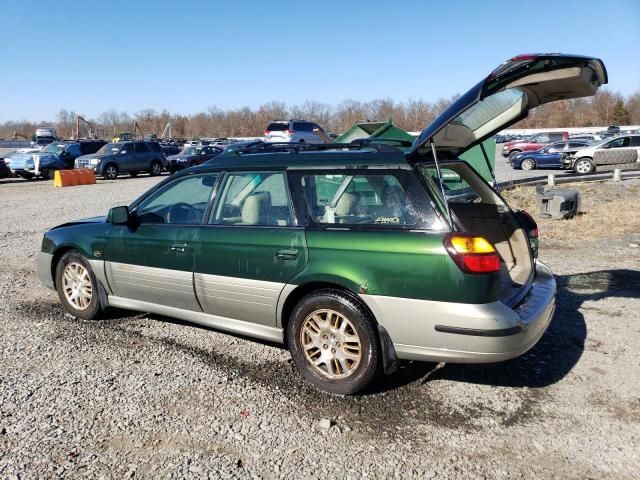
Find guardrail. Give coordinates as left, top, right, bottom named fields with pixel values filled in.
left=497, top=169, right=640, bottom=190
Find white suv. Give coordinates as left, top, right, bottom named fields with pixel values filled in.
left=572, top=134, right=640, bottom=174
left=263, top=120, right=326, bottom=144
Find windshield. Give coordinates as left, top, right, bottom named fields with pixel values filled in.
left=97, top=143, right=122, bottom=155
left=45, top=143, right=65, bottom=154
left=179, top=147, right=198, bottom=155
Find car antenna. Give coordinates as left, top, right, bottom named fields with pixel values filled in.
left=430, top=140, right=454, bottom=228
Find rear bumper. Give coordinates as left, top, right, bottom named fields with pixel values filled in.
left=360, top=261, right=556, bottom=363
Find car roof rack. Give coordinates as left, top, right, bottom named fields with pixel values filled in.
left=232, top=141, right=403, bottom=155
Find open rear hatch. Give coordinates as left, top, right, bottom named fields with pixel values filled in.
left=410, top=53, right=607, bottom=304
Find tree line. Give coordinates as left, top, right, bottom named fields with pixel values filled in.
left=1, top=89, right=638, bottom=141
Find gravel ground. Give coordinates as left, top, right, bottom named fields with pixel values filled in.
left=1, top=174, right=639, bottom=479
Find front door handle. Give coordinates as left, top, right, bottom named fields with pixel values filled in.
left=169, top=243, right=187, bottom=253
left=275, top=249, right=299, bottom=260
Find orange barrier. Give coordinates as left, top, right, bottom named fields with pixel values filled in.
left=53, top=169, right=96, bottom=187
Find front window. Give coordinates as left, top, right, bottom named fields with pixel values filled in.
left=45, top=143, right=65, bottom=154
left=180, top=146, right=198, bottom=155
left=135, top=174, right=219, bottom=224
left=97, top=143, right=122, bottom=155
left=211, top=172, right=293, bottom=226
left=295, top=170, right=442, bottom=229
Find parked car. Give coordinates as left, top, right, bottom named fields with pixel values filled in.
left=8, top=140, right=106, bottom=180
left=571, top=134, right=640, bottom=174
left=161, top=145, right=181, bottom=158
left=74, top=141, right=165, bottom=179
left=37, top=53, right=606, bottom=394
left=502, top=131, right=570, bottom=161
left=510, top=140, right=592, bottom=170
left=0, top=158, right=10, bottom=178
left=264, top=120, right=326, bottom=144
left=165, top=145, right=222, bottom=173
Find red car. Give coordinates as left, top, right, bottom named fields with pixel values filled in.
left=502, top=131, right=569, bottom=160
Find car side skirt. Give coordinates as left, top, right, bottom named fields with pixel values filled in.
left=107, top=295, right=284, bottom=344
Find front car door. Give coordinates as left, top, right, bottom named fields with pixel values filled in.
left=594, top=136, right=637, bottom=166
left=538, top=142, right=567, bottom=168
left=193, top=170, right=307, bottom=326
left=105, top=173, right=219, bottom=310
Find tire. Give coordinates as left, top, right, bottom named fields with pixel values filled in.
left=574, top=157, right=595, bottom=174
left=55, top=250, right=102, bottom=320
left=103, top=163, right=119, bottom=180
left=521, top=159, right=535, bottom=171
left=508, top=150, right=522, bottom=162
left=149, top=161, right=163, bottom=176
left=42, top=168, right=56, bottom=180
left=286, top=289, right=381, bottom=395
left=129, top=171, right=139, bottom=177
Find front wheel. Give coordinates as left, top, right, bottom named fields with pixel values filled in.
left=149, top=161, right=163, bottom=176
left=508, top=150, right=522, bottom=162
left=287, top=290, right=381, bottom=395
left=55, top=250, right=103, bottom=320
left=103, top=163, right=119, bottom=180
left=521, top=159, right=535, bottom=171
left=129, top=171, right=139, bottom=177
left=574, top=157, right=595, bottom=174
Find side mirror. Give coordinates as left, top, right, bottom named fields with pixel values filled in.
left=108, top=206, right=130, bottom=225
left=120, top=150, right=127, bottom=154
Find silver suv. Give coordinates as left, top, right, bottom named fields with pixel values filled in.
left=571, top=134, right=640, bottom=174
left=263, top=120, right=326, bottom=144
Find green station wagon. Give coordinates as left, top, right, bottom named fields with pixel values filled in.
left=38, top=54, right=607, bottom=394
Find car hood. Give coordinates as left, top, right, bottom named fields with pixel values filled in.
left=51, top=216, right=106, bottom=230
left=409, top=54, right=607, bottom=159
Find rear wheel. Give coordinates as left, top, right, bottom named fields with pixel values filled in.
left=129, top=171, right=139, bottom=177
left=521, top=159, right=535, bottom=171
left=574, top=157, right=594, bottom=174
left=149, top=161, right=163, bottom=176
left=287, top=290, right=381, bottom=395
left=55, top=250, right=102, bottom=320
left=103, top=163, right=118, bottom=180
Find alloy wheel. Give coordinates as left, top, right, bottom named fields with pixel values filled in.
left=62, top=262, right=93, bottom=310
left=105, top=166, right=117, bottom=179
left=300, top=309, right=362, bottom=379
left=575, top=160, right=592, bottom=174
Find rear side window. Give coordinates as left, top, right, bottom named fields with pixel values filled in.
left=295, top=170, right=440, bottom=229
left=211, top=172, right=293, bottom=226
left=266, top=123, right=288, bottom=131
left=547, top=143, right=566, bottom=153
left=569, top=142, right=588, bottom=149
left=631, top=137, right=640, bottom=147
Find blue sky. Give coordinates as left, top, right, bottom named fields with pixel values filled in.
left=0, top=0, right=638, bottom=122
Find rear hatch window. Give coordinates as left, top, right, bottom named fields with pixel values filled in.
left=266, top=123, right=288, bottom=132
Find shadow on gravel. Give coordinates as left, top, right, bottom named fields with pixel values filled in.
left=427, top=269, right=640, bottom=389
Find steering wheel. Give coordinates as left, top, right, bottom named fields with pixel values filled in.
left=166, top=202, right=193, bottom=224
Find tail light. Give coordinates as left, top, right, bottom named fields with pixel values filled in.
left=284, top=129, right=295, bottom=135
left=264, top=130, right=270, bottom=135
left=444, top=234, right=501, bottom=274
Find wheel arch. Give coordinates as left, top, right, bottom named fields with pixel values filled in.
left=50, top=245, right=91, bottom=287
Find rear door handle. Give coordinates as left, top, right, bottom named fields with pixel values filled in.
left=275, top=249, right=299, bottom=260
left=169, top=243, right=187, bottom=253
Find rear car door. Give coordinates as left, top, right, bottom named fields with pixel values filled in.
left=133, top=142, right=150, bottom=170
left=104, top=173, right=219, bottom=310
left=193, top=170, right=307, bottom=326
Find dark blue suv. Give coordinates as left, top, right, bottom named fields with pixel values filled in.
left=75, top=141, right=165, bottom=179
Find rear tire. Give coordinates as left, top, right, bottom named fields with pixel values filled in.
left=103, top=163, right=119, bottom=180
left=55, top=250, right=102, bottom=320
left=129, top=171, right=139, bottom=177
left=42, top=168, right=56, bottom=180
left=574, top=157, right=594, bottom=174
left=149, top=161, right=163, bottom=176
left=521, top=159, right=535, bottom=171
left=287, top=290, right=381, bottom=395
